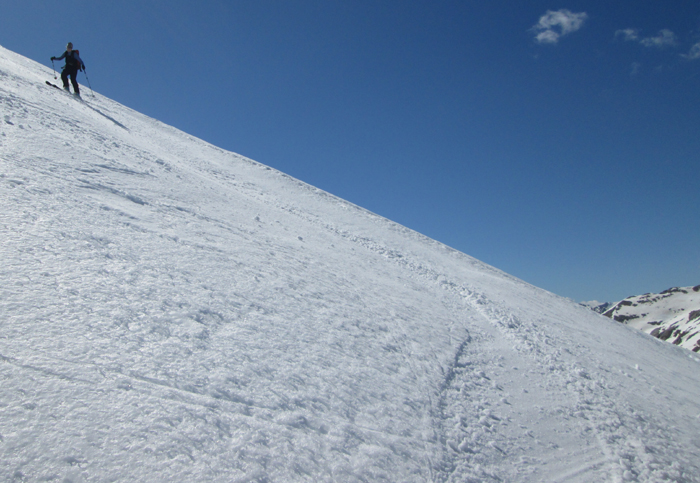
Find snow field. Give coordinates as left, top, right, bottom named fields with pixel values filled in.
left=2, top=45, right=700, bottom=482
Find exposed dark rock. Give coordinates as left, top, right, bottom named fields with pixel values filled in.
left=637, top=296, right=658, bottom=304
left=672, top=330, right=692, bottom=346
left=689, top=310, right=700, bottom=322
left=657, top=326, right=677, bottom=341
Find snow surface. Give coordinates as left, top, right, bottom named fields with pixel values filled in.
left=2, top=44, right=700, bottom=482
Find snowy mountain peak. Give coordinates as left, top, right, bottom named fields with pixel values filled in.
left=603, top=285, right=700, bottom=352
left=3, top=44, right=700, bottom=482
left=579, top=300, right=613, bottom=314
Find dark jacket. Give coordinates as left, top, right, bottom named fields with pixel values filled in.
left=54, top=50, right=85, bottom=71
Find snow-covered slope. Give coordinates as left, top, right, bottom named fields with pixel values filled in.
left=602, top=286, right=700, bottom=353
left=3, top=45, right=700, bottom=482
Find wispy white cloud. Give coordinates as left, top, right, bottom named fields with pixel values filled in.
left=535, top=29, right=561, bottom=45
left=639, top=29, right=678, bottom=48
left=532, top=10, right=588, bottom=45
left=683, top=42, right=700, bottom=60
left=615, top=29, right=639, bottom=42
left=617, top=28, right=678, bottom=49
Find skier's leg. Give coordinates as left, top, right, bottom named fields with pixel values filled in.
left=70, top=71, right=80, bottom=95
left=61, top=69, right=70, bottom=90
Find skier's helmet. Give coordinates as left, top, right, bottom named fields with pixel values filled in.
left=66, top=42, right=73, bottom=50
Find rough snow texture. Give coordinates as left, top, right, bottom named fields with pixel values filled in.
left=603, top=286, right=700, bottom=353
left=2, top=45, right=700, bottom=482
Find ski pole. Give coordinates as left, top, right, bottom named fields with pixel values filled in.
left=52, top=59, right=57, bottom=79
left=83, top=68, right=95, bottom=98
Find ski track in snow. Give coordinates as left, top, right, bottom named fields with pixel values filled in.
left=273, top=186, right=700, bottom=482
left=2, top=45, right=700, bottom=482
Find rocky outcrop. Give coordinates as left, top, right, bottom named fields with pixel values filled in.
left=601, top=286, right=700, bottom=352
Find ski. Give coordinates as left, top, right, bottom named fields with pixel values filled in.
left=46, top=81, right=83, bottom=99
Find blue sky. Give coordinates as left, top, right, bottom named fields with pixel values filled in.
left=2, top=1, right=699, bottom=302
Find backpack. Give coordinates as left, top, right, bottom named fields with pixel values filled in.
left=66, top=50, right=81, bottom=69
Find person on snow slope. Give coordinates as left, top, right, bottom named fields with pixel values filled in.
left=51, top=42, right=85, bottom=97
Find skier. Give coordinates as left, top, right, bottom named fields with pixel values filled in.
left=51, top=42, right=85, bottom=97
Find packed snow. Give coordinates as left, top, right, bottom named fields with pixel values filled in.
left=2, top=45, right=700, bottom=482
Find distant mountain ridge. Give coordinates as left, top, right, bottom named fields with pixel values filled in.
left=579, top=300, right=612, bottom=314
left=589, top=286, right=700, bottom=352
